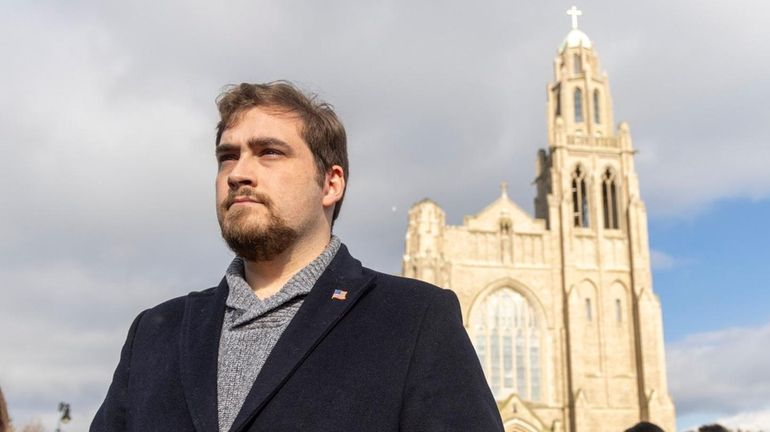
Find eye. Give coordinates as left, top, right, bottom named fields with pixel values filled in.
left=217, top=154, right=238, bottom=164
left=260, top=148, right=284, bottom=157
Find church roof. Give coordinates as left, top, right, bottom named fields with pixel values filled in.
left=462, top=183, right=544, bottom=232
left=414, top=197, right=439, bottom=207
left=559, top=28, right=592, bottom=52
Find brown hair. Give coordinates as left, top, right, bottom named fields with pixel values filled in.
left=0, top=385, right=10, bottom=432
left=215, top=81, right=349, bottom=222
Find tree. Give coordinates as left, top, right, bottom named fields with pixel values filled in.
left=698, top=425, right=729, bottom=432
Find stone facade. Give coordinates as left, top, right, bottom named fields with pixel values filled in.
left=402, top=16, right=676, bottom=432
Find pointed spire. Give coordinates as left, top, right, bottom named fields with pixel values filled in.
left=500, top=181, right=509, bottom=199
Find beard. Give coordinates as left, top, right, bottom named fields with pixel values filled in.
left=217, top=189, right=299, bottom=262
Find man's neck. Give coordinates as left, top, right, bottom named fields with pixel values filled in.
left=242, top=230, right=332, bottom=300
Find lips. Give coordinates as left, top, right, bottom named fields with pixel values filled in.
left=233, top=196, right=259, bottom=203
left=230, top=197, right=262, bottom=207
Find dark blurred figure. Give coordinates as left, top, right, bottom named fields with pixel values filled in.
left=698, top=425, right=729, bottom=432
left=625, top=421, right=665, bottom=432
left=0, top=385, right=10, bottom=432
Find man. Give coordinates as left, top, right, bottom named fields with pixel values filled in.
left=91, top=81, right=503, bottom=432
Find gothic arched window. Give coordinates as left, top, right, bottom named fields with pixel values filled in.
left=573, top=87, right=583, bottom=123
left=574, top=88, right=584, bottom=123
left=602, top=168, right=620, bottom=229
left=593, top=89, right=601, bottom=124
left=585, top=298, right=593, bottom=321
left=572, top=165, right=590, bottom=228
left=500, top=217, right=512, bottom=234
left=573, top=53, right=582, bottom=74
left=471, top=288, right=541, bottom=401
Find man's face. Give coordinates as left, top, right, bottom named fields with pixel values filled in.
left=215, top=107, right=328, bottom=261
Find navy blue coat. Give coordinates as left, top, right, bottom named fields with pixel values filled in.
left=91, top=246, right=503, bottom=432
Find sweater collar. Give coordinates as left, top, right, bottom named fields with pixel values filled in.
left=224, top=236, right=341, bottom=327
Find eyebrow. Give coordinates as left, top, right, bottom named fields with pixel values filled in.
left=215, top=143, right=240, bottom=158
left=215, top=138, right=292, bottom=157
left=247, top=137, right=291, bottom=151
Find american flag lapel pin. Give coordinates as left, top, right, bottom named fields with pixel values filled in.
left=331, top=289, right=348, bottom=301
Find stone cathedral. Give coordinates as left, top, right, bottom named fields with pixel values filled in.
left=402, top=9, right=676, bottom=432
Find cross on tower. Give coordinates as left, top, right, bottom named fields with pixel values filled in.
left=567, top=6, right=582, bottom=30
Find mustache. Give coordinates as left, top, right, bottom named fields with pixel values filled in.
left=222, top=188, right=273, bottom=209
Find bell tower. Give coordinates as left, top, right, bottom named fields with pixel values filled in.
left=535, top=7, right=676, bottom=431
left=548, top=6, right=615, bottom=141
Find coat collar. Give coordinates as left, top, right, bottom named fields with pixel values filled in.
left=228, top=244, right=375, bottom=432
left=180, top=277, right=229, bottom=432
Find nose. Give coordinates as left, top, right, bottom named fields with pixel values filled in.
left=227, top=157, right=257, bottom=190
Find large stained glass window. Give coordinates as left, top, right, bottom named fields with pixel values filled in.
left=471, top=288, right=541, bottom=401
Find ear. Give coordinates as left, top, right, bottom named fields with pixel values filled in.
left=321, top=165, right=345, bottom=209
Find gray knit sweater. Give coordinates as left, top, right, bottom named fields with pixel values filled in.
left=217, top=236, right=341, bottom=432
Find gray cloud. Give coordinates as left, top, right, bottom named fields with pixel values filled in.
left=668, top=322, right=770, bottom=418
left=718, top=408, right=770, bottom=431
left=1, top=0, right=769, bottom=427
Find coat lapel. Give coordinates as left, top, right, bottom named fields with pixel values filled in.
left=228, top=245, right=375, bottom=432
left=180, top=278, right=229, bottom=432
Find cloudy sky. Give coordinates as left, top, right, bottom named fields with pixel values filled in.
left=1, top=1, right=768, bottom=430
